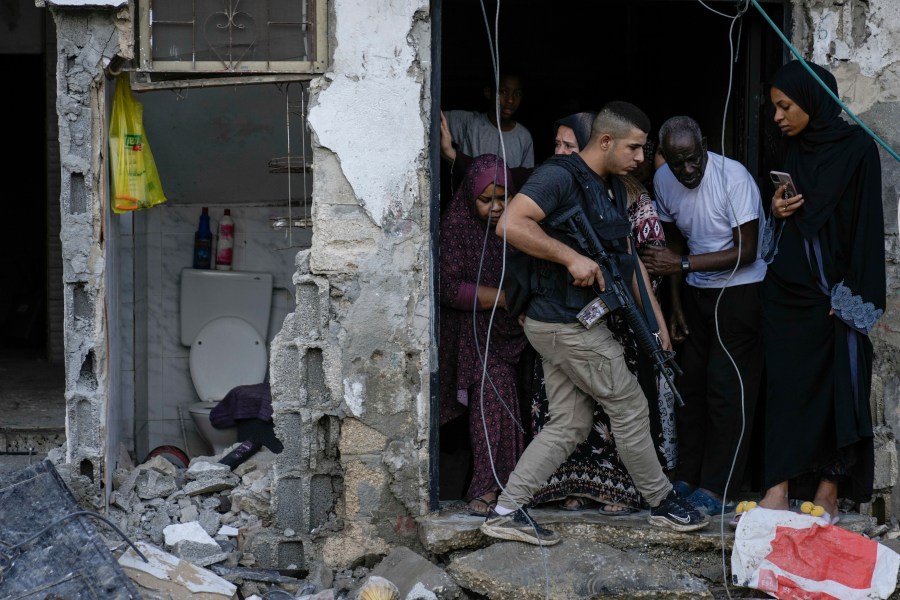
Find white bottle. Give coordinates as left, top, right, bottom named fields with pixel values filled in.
left=216, top=209, right=234, bottom=270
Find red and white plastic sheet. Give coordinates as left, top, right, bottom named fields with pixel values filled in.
left=732, top=507, right=900, bottom=599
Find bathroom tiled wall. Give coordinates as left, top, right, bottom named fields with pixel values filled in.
left=131, top=203, right=307, bottom=460
left=110, top=210, right=134, bottom=472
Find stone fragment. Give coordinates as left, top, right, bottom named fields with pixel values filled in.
left=369, top=547, right=459, bottom=600
left=118, top=540, right=237, bottom=598
left=448, top=538, right=711, bottom=599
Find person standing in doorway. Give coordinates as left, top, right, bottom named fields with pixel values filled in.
left=529, top=111, right=675, bottom=516
left=481, top=102, right=709, bottom=546
left=756, top=60, right=885, bottom=525
left=439, top=154, right=528, bottom=518
left=641, top=115, right=766, bottom=517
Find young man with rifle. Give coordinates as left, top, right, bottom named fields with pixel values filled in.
left=482, top=102, right=709, bottom=546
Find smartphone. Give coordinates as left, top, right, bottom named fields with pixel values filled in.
left=769, top=171, right=798, bottom=198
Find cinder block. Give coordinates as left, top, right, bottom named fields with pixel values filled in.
left=274, top=475, right=310, bottom=532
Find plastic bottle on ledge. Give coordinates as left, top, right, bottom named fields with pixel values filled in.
left=216, top=209, right=234, bottom=271
left=192, top=207, right=212, bottom=269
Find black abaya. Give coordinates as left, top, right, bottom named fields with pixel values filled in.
left=762, top=61, right=885, bottom=502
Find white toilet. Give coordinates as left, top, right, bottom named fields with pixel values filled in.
left=180, top=268, right=273, bottom=455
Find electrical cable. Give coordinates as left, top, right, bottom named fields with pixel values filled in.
left=748, top=0, right=900, bottom=245
left=0, top=510, right=149, bottom=583
left=465, top=1, right=553, bottom=596
left=749, top=0, right=900, bottom=164
left=690, top=2, right=751, bottom=597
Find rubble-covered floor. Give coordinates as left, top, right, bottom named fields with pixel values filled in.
left=16, top=442, right=897, bottom=600
left=0, top=348, right=64, bottom=472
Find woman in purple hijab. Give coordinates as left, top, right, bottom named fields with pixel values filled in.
left=439, top=153, right=528, bottom=516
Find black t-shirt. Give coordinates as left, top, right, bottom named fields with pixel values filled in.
left=519, top=159, right=601, bottom=218
left=517, top=156, right=626, bottom=323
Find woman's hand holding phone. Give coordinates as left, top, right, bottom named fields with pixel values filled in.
left=769, top=171, right=804, bottom=219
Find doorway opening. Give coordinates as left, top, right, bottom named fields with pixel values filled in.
left=434, top=0, right=790, bottom=507
left=0, top=51, right=66, bottom=472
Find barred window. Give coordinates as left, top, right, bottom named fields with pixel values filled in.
left=138, top=0, right=327, bottom=74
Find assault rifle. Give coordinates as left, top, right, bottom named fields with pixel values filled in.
left=550, top=205, right=684, bottom=407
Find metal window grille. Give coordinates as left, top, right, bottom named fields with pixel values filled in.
left=138, top=0, right=327, bottom=74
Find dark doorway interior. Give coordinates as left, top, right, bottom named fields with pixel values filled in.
left=441, top=0, right=788, bottom=171
left=1, top=53, right=48, bottom=356
left=0, top=51, right=65, bottom=471
left=436, top=0, right=790, bottom=504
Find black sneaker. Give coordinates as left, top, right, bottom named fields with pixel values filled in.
left=480, top=507, right=561, bottom=546
left=649, top=489, right=710, bottom=532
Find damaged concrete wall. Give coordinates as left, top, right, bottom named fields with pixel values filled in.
left=267, top=0, right=433, bottom=572
left=792, top=0, right=900, bottom=516
left=45, top=1, right=130, bottom=496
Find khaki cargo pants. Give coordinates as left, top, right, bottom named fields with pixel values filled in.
left=497, top=317, right=672, bottom=510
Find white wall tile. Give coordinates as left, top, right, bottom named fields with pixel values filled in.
left=163, top=357, right=196, bottom=422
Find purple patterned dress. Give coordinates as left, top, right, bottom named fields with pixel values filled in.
left=439, top=154, right=528, bottom=502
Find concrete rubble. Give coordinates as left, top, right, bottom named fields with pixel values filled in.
left=35, top=444, right=900, bottom=599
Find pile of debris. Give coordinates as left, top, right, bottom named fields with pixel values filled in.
left=97, top=447, right=459, bottom=599
left=11, top=449, right=899, bottom=599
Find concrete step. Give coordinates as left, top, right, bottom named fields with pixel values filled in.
left=419, top=502, right=880, bottom=599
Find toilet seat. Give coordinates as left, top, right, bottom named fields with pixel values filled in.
left=189, top=316, right=267, bottom=402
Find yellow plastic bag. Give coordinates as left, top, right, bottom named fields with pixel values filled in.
left=109, top=74, right=167, bottom=213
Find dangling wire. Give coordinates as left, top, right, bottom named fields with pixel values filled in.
left=270, top=81, right=311, bottom=247
left=286, top=83, right=294, bottom=248
left=693, top=1, right=751, bottom=597
left=468, top=1, right=553, bottom=597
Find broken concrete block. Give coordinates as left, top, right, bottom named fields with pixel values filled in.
left=143, top=455, right=180, bottom=477
left=136, top=469, right=178, bottom=499
left=119, top=540, right=237, bottom=598
left=181, top=504, right=200, bottom=523
left=188, top=461, right=232, bottom=480
left=218, top=524, right=240, bottom=537
left=448, top=538, right=711, bottom=599
left=173, top=539, right=228, bottom=564
left=405, top=582, right=438, bottom=600
left=184, top=476, right=239, bottom=496
left=164, top=521, right=219, bottom=549
left=199, top=508, right=223, bottom=536
left=369, top=547, right=459, bottom=600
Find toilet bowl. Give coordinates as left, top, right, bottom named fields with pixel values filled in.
left=188, top=402, right=238, bottom=454
left=186, top=316, right=266, bottom=454
left=180, top=269, right=273, bottom=457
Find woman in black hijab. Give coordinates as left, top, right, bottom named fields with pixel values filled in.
left=757, top=60, right=885, bottom=525
left=552, top=112, right=595, bottom=155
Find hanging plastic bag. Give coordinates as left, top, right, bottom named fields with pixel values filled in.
left=108, top=74, right=167, bottom=213
left=732, top=506, right=900, bottom=599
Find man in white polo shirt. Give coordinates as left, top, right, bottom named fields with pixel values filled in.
left=641, top=115, right=766, bottom=517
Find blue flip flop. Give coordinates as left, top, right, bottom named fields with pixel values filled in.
left=686, top=488, right=737, bottom=515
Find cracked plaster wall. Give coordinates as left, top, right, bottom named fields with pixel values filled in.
left=268, top=0, right=433, bottom=571
left=793, top=0, right=900, bottom=515
left=48, top=3, right=127, bottom=499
